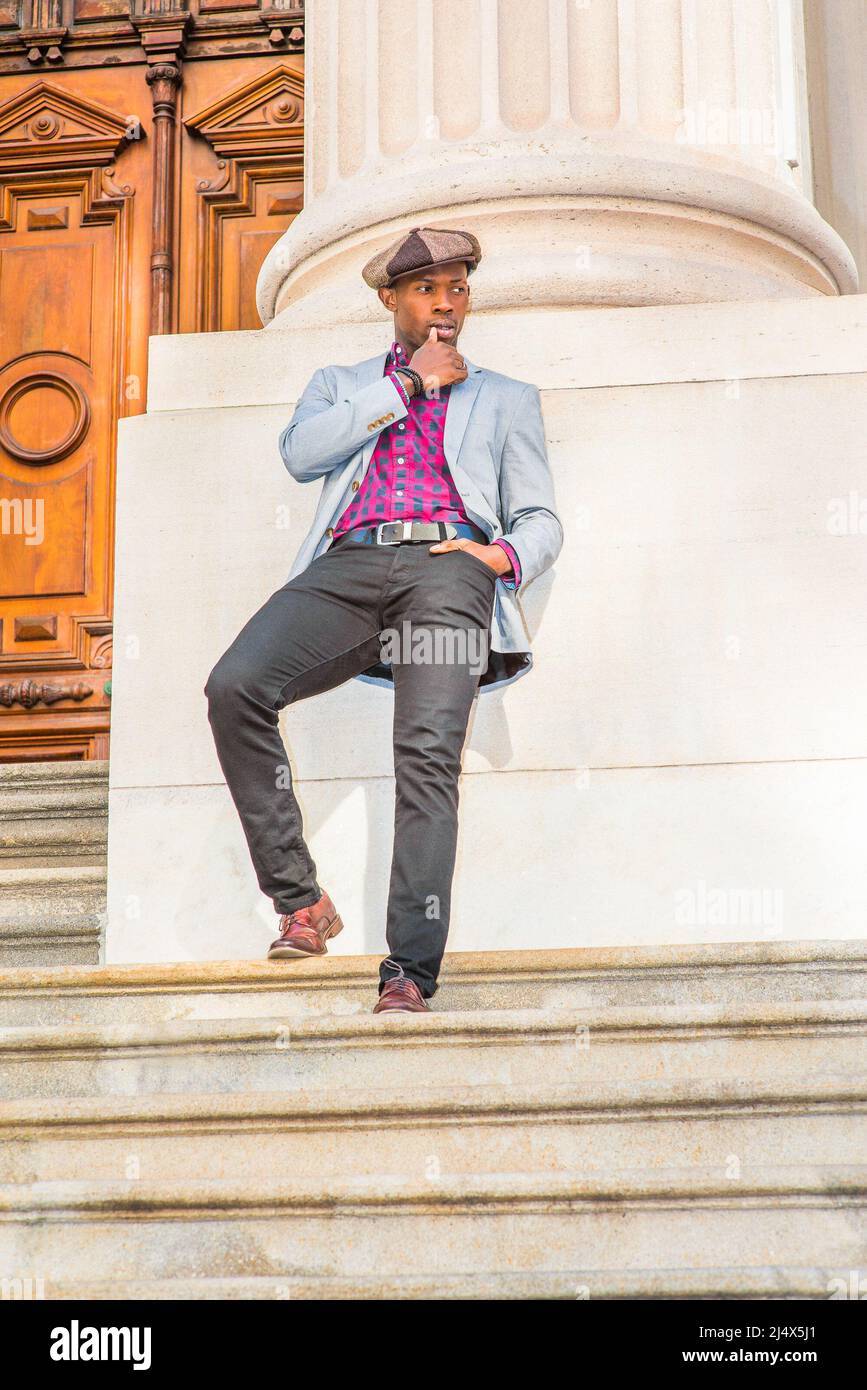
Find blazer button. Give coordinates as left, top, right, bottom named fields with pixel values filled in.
left=351, top=481, right=360, bottom=491
left=326, top=527, right=333, bottom=537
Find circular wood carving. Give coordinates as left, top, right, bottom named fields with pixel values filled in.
left=0, top=372, right=91, bottom=465
left=30, top=111, right=61, bottom=139
left=267, top=96, right=302, bottom=124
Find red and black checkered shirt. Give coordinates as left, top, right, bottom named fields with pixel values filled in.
left=331, top=340, right=521, bottom=589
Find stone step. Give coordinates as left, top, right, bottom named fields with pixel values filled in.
left=0, top=761, right=107, bottom=969
left=0, top=761, right=108, bottom=866
left=0, top=866, right=104, bottom=969
left=1, top=939, right=864, bottom=1028
left=21, top=1267, right=855, bottom=1301
left=3, top=1168, right=865, bottom=1284
left=1, top=998, right=866, bottom=1101
left=1, top=1075, right=863, bottom=1186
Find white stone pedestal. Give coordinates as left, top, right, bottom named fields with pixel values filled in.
left=106, top=294, right=867, bottom=963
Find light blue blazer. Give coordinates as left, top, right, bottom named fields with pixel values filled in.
left=279, top=349, right=564, bottom=694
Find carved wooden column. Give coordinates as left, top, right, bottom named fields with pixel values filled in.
left=134, top=9, right=191, bottom=336
left=145, top=60, right=181, bottom=336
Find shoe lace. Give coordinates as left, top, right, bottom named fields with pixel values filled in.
left=279, top=904, right=314, bottom=934
left=381, top=960, right=422, bottom=998
left=386, top=977, right=418, bottom=996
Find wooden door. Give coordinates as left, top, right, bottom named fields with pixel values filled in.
left=0, top=81, right=136, bottom=760
left=0, top=3, right=305, bottom=760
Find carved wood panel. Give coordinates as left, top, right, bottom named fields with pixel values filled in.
left=180, top=61, right=304, bottom=332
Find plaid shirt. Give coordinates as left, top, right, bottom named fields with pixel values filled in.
left=331, top=339, right=521, bottom=589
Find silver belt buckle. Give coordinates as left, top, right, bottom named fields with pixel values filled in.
left=376, top=520, right=413, bottom=545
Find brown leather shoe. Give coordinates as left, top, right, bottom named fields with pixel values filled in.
left=373, top=974, right=431, bottom=1013
left=267, top=889, right=343, bottom=960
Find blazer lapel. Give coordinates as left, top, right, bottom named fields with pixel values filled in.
left=354, top=350, right=484, bottom=472
left=442, top=357, right=483, bottom=468
left=355, top=351, right=391, bottom=474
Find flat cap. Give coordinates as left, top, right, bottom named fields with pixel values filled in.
left=362, top=225, right=482, bottom=290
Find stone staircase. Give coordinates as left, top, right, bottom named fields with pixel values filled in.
left=1, top=940, right=865, bottom=1299
left=0, top=762, right=108, bottom=969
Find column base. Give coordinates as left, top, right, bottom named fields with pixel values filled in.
left=258, top=140, right=859, bottom=327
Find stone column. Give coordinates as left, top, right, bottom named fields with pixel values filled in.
left=256, top=0, right=858, bottom=328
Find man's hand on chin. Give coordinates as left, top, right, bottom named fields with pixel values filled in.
left=428, top=539, right=510, bottom=578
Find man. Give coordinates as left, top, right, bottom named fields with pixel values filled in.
left=205, top=225, right=563, bottom=1013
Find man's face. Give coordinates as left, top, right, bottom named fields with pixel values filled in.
left=378, top=260, right=470, bottom=353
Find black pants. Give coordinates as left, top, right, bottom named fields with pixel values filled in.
left=203, top=529, right=497, bottom=998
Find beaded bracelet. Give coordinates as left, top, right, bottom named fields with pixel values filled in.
left=396, top=366, right=425, bottom=398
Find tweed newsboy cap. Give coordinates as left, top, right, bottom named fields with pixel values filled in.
left=362, top=225, right=482, bottom=290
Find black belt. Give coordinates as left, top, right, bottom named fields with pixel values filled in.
left=329, top=519, right=488, bottom=548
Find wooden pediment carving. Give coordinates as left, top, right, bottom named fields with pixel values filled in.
left=0, top=80, right=137, bottom=170
left=184, top=64, right=304, bottom=160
